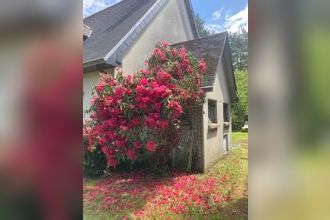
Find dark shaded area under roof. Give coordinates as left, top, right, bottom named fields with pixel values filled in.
left=83, top=0, right=158, bottom=64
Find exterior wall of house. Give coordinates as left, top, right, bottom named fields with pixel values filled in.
left=83, top=67, right=113, bottom=117
left=83, top=71, right=100, bottom=116
left=122, top=0, right=195, bottom=74
left=202, top=60, right=232, bottom=171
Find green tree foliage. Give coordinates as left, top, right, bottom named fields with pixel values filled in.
left=194, top=13, right=214, bottom=37
left=229, top=29, right=248, bottom=71
left=232, top=70, right=248, bottom=130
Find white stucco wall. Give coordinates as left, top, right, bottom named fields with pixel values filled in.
left=202, top=60, right=232, bottom=171
left=122, top=0, right=194, bottom=73
left=83, top=71, right=100, bottom=115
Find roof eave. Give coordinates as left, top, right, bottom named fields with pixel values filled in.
left=184, top=0, right=199, bottom=38
left=83, top=58, right=106, bottom=68
left=221, top=32, right=238, bottom=103
left=104, top=0, right=168, bottom=62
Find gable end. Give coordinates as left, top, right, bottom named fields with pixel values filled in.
left=104, top=0, right=168, bottom=66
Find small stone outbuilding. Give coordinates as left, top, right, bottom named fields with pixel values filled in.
left=171, top=33, right=237, bottom=172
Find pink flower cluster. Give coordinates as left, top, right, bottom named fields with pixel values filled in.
left=84, top=42, right=205, bottom=167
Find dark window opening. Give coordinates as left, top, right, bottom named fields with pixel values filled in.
left=208, top=100, right=217, bottom=123
left=223, top=103, right=230, bottom=122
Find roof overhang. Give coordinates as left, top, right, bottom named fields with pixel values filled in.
left=184, top=0, right=199, bottom=38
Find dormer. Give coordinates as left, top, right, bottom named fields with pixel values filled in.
left=83, top=24, right=93, bottom=40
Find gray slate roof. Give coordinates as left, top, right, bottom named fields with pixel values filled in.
left=172, top=32, right=237, bottom=101
left=83, top=0, right=199, bottom=67
left=83, top=0, right=157, bottom=64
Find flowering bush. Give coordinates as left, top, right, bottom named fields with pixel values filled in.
left=84, top=42, right=206, bottom=167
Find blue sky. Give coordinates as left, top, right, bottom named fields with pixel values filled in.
left=83, top=0, right=248, bottom=33
left=191, top=0, right=248, bottom=33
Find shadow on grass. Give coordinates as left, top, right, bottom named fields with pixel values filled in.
left=220, top=195, right=248, bottom=219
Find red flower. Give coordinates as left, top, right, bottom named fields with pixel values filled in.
left=199, top=58, right=207, bottom=73
left=154, top=102, right=162, bottom=111
left=114, top=86, right=126, bottom=97
left=127, top=149, right=137, bottom=160
left=178, top=47, right=187, bottom=60
left=139, top=78, right=148, bottom=86
left=114, top=140, right=126, bottom=148
left=168, top=100, right=183, bottom=116
left=141, top=69, right=151, bottom=76
left=161, top=41, right=170, bottom=47
left=141, top=97, right=150, bottom=103
left=101, top=146, right=108, bottom=155
left=156, top=70, right=172, bottom=82
left=136, top=85, right=148, bottom=95
left=95, top=83, right=104, bottom=92
left=144, top=116, right=156, bottom=127
left=153, top=48, right=166, bottom=61
left=131, top=118, right=140, bottom=126
left=99, top=137, right=107, bottom=145
left=120, top=125, right=129, bottom=131
left=158, top=120, right=169, bottom=129
left=146, top=141, right=156, bottom=152
left=133, top=141, right=142, bottom=149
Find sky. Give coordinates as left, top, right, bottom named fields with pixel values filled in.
left=83, top=0, right=248, bottom=33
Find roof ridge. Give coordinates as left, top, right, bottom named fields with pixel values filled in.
left=83, top=0, right=133, bottom=20
left=171, top=31, right=228, bottom=47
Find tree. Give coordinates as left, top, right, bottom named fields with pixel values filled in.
left=231, top=69, right=248, bottom=130
left=229, top=29, right=248, bottom=71
left=194, top=13, right=214, bottom=37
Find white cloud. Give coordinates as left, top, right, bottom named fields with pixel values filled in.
left=83, top=0, right=122, bottom=17
left=224, top=4, right=248, bottom=33
left=83, top=0, right=94, bottom=9
left=205, top=24, right=223, bottom=33
left=212, top=11, right=221, bottom=20
left=212, top=8, right=223, bottom=21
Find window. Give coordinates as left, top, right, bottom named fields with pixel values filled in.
left=223, top=103, right=230, bottom=122
left=208, top=100, right=217, bottom=123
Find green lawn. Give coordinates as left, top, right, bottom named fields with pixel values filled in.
left=232, top=131, right=248, bottom=144
left=84, top=132, right=248, bottom=219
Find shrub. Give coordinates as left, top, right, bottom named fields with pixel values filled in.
left=84, top=42, right=205, bottom=168
left=83, top=135, right=107, bottom=178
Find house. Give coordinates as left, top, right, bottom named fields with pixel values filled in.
left=83, top=0, right=237, bottom=172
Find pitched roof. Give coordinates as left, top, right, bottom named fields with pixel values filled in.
left=83, top=0, right=199, bottom=68
left=172, top=32, right=237, bottom=102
